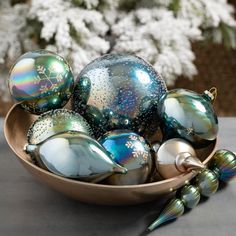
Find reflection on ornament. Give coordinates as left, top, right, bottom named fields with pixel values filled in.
left=147, top=199, right=184, bottom=231
left=99, top=130, right=153, bottom=185
left=24, top=131, right=127, bottom=183
left=27, top=109, right=92, bottom=145
left=158, top=88, right=218, bottom=147
left=72, top=54, right=167, bottom=138
left=9, top=50, right=74, bottom=114
left=210, top=149, right=236, bottom=182
left=155, top=138, right=205, bottom=179
left=194, top=169, right=219, bottom=197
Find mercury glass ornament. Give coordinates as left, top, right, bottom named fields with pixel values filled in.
left=179, top=185, right=200, bottom=209
left=99, top=130, right=153, bottom=185
left=158, top=88, right=218, bottom=147
left=147, top=199, right=184, bottom=232
left=155, top=138, right=205, bottom=179
left=210, top=149, right=236, bottom=182
left=24, top=131, right=127, bottom=183
left=9, top=50, right=74, bottom=114
left=27, top=109, right=92, bottom=145
left=194, top=169, right=219, bottom=197
left=72, top=54, right=167, bottom=138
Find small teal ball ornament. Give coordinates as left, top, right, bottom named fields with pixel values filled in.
left=158, top=88, right=218, bottom=147
left=179, top=185, right=200, bottom=209
left=99, top=130, right=153, bottom=185
left=210, top=149, right=236, bottom=182
left=9, top=50, right=74, bottom=114
left=27, top=109, right=93, bottom=145
left=194, top=169, right=219, bottom=197
left=72, top=54, right=167, bottom=138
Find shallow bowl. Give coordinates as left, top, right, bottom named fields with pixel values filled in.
left=4, top=105, right=217, bottom=205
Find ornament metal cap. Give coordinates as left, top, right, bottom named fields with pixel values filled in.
left=176, top=152, right=205, bottom=172
left=203, top=87, right=217, bottom=103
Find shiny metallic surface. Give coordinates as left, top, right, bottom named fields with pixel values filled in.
left=25, top=131, right=127, bottom=182
left=72, top=54, right=167, bottom=138
left=4, top=105, right=217, bottom=205
left=194, top=169, right=219, bottom=197
left=9, top=50, right=74, bottom=114
left=99, top=130, right=153, bottom=185
left=147, top=199, right=184, bottom=232
left=179, top=185, right=200, bottom=209
left=158, top=89, right=218, bottom=147
left=210, top=149, right=236, bottom=182
left=155, top=138, right=204, bottom=179
left=27, top=108, right=92, bottom=145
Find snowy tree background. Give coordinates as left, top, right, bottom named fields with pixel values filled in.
left=1, top=0, right=236, bottom=102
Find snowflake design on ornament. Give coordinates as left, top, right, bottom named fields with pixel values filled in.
left=125, top=134, right=150, bottom=162
left=33, top=64, right=65, bottom=94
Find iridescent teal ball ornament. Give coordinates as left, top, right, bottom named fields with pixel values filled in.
left=193, top=169, right=219, bottom=197
left=24, top=131, right=127, bottom=183
left=210, top=149, right=236, bottom=182
left=99, top=130, right=153, bottom=185
left=27, top=109, right=92, bottom=145
left=9, top=50, right=74, bottom=114
left=72, top=54, right=167, bottom=138
left=158, top=88, right=218, bottom=147
left=178, top=185, right=200, bottom=209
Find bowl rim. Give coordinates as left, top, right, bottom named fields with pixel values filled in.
left=4, top=104, right=217, bottom=190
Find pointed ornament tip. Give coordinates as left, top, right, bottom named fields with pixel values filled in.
left=146, top=199, right=184, bottom=232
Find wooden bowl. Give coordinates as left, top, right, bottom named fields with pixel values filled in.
left=4, top=105, right=217, bottom=205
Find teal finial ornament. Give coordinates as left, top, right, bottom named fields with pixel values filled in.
left=210, top=149, right=236, bottom=182
left=179, top=185, right=201, bottom=209
left=147, top=199, right=184, bottom=232
left=193, top=169, right=219, bottom=197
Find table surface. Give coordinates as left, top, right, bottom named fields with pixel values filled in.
left=0, top=118, right=235, bottom=236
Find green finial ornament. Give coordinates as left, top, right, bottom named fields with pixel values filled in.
left=210, top=149, right=236, bottom=182
left=193, top=169, right=219, bottom=197
left=147, top=199, right=184, bottom=232
left=179, top=185, right=201, bottom=209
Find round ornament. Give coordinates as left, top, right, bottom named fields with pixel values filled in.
left=155, top=138, right=205, bottom=179
left=179, top=185, right=200, bottom=209
left=72, top=54, right=167, bottom=138
left=27, top=109, right=93, bottom=145
left=9, top=50, right=74, bottom=114
left=194, top=169, right=219, bottom=197
left=210, top=149, right=236, bottom=182
left=158, top=88, right=218, bottom=147
left=24, top=131, right=127, bottom=183
left=99, top=130, right=153, bottom=185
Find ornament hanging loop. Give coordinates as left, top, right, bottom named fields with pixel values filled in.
left=203, top=87, right=217, bottom=103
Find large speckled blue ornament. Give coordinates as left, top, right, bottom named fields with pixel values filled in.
left=24, top=131, right=127, bottom=183
left=9, top=50, right=74, bottom=114
left=193, top=169, right=219, bottom=197
left=72, top=54, right=167, bottom=138
left=158, top=89, right=218, bottom=147
left=99, top=130, right=153, bottom=185
left=210, top=149, right=236, bottom=182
